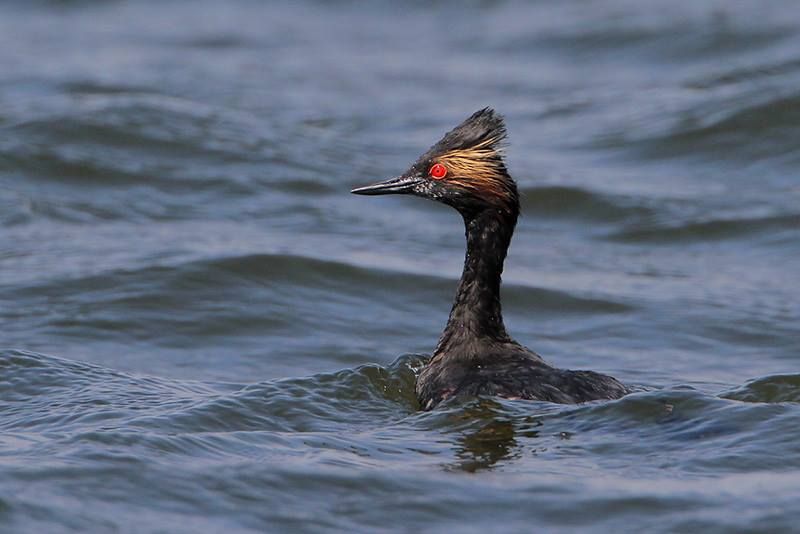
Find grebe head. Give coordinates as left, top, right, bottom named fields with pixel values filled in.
left=351, top=108, right=518, bottom=217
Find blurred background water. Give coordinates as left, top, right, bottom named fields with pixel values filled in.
left=1, top=0, right=799, bottom=532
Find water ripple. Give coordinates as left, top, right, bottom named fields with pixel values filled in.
left=2, top=0, right=799, bottom=530
left=610, top=212, right=800, bottom=243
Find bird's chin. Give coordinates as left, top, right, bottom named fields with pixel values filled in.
left=350, top=175, right=423, bottom=196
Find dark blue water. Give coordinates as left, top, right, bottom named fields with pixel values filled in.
left=1, top=1, right=799, bottom=532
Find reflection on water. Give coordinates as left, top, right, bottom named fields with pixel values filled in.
left=451, top=404, right=532, bottom=473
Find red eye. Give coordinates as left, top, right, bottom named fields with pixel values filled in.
left=429, top=163, right=447, bottom=179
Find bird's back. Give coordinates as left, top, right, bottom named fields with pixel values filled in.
left=417, top=346, right=628, bottom=409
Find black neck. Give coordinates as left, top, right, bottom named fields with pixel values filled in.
left=436, top=204, right=518, bottom=353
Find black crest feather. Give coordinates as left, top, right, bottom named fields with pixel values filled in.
left=435, top=107, right=507, bottom=153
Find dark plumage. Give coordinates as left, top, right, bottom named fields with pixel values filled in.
left=352, top=108, right=628, bottom=410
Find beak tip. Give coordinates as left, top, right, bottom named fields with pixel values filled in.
left=350, top=176, right=420, bottom=196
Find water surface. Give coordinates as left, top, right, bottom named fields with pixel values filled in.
left=1, top=1, right=799, bottom=532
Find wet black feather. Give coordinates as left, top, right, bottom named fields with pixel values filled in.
left=412, top=109, right=628, bottom=410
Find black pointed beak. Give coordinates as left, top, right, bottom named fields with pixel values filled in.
left=351, top=175, right=423, bottom=196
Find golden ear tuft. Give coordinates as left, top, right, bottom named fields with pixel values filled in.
left=437, top=138, right=515, bottom=212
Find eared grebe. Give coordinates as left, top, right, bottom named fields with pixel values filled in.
left=352, top=108, right=628, bottom=410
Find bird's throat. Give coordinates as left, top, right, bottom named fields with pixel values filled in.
left=436, top=207, right=518, bottom=353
